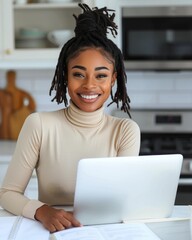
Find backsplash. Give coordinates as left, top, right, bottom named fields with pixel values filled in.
left=0, top=69, right=192, bottom=115
left=126, top=71, right=192, bottom=110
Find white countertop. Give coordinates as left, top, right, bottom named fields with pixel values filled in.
left=0, top=206, right=191, bottom=240
left=0, top=140, right=16, bottom=158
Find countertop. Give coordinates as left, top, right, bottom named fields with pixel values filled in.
left=0, top=206, right=191, bottom=240
left=0, top=140, right=16, bottom=163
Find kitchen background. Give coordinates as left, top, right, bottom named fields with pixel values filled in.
left=1, top=0, right=192, bottom=202
left=1, top=0, right=192, bottom=115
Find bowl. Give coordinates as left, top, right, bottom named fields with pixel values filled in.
left=18, top=28, right=46, bottom=39
left=47, top=30, right=74, bottom=47
left=47, top=0, right=74, bottom=3
left=14, top=0, right=28, bottom=4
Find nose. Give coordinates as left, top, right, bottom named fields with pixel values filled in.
left=82, top=76, right=96, bottom=89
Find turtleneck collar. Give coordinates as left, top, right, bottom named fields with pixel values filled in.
left=64, top=100, right=105, bottom=128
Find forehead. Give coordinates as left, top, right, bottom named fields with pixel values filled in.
left=68, top=48, right=114, bottom=68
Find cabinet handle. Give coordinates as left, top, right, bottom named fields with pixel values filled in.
left=5, top=49, right=12, bottom=55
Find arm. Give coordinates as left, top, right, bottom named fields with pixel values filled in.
left=0, top=112, right=82, bottom=232
left=0, top=113, right=44, bottom=218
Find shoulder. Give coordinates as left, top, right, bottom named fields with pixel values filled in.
left=105, top=114, right=140, bottom=143
left=23, top=109, right=65, bottom=129
left=105, top=114, right=140, bottom=132
left=27, top=109, right=64, bottom=121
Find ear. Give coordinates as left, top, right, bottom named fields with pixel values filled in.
left=111, top=72, right=117, bottom=87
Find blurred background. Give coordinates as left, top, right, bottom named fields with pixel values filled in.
left=1, top=0, right=192, bottom=203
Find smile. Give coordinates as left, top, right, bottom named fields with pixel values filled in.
left=80, top=94, right=99, bottom=100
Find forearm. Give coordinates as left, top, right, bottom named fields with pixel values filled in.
left=0, top=189, right=44, bottom=219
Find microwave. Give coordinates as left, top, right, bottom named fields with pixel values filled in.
left=122, top=6, right=192, bottom=70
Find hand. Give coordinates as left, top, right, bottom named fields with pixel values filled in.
left=35, top=204, right=82, bottom=232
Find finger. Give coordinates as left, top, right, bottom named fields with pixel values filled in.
left=71, top=217, right=82, bottom=227
left=52, top=221, right=66, bottom=231
left=62, top=212, right=82, bottom=227
left=49, top=224, right=57, bottom=233
left=59, top=215, right=73, bottom=228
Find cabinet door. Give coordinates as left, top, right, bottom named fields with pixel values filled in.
left=2, top=0, right=89, bottom=63
left=0, top=0, right=3, bottom=60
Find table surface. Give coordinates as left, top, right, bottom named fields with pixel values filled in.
left=147, top=206, right=191, bottom=240
left=0, top=206, right=191, bottom=240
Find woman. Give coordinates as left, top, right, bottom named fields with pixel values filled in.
left=0, top=4, right=140, bottom=232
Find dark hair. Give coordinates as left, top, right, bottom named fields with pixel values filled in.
left=49, top=3, right=131, bottom=116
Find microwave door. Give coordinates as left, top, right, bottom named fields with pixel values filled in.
left=122, top=10, right=192, bottom=70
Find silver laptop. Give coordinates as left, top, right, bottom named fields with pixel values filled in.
left=73, top=154, right=183, bottom=225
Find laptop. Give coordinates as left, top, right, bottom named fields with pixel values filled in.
left=73, top=154, right=183, bottom=225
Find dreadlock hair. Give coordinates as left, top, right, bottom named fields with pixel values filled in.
left=49, top=3, right=131, bottom=117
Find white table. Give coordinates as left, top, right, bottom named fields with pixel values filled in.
left=146, top=206, right=191, bottom=240
left=0, top=206, right=191, bottom=240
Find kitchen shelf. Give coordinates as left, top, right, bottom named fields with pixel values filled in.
left=0, top=0, right=103, bottom=69
left=14, top=2, right=81, bottom=9
left=0, top=60, right=57, bottom=69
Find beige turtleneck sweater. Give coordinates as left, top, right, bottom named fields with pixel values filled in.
left=0, top=102, right=140, bottom=220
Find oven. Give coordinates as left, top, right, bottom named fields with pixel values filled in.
left=112, top=109, right=192, bottom=205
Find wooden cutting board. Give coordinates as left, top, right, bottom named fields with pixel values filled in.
left=0, top=70, right=36, bottom=140
left=6, top=70, right=36, bottom=112
left=0, top=90, right=13, bottom=139
left=9, top=106, right=32, bottom=140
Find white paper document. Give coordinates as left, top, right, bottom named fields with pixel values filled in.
left=52, top=223, right=160, bottom=240
left=0, top=216, right=49, bottom=240
left=0, top=217, right=16, bottom=240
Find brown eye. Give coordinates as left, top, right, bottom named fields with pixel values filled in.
left=96, top=74, right=107, bottom=79
left=73, top=72, right=84, bottom=78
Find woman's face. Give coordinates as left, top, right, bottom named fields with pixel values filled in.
left=67, top=48, right=116, bottom=112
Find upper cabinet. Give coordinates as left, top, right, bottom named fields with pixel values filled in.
left=1, top=0, right=192, bottom=69
left=0, top=0, right=3, bottom=61
left=0, top=0, right=95, bottom=69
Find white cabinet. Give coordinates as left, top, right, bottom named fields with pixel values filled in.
left=2, top=0, right=192, bottom=69
left=0, top=0, right=3, bottom=61
left=0, top=0, right=95, bottom=69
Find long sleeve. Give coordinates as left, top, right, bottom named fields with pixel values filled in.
left=0, top=113, right=45, bottom=219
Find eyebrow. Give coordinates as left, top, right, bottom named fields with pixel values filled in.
left=72, top=65, right=109, bottom=71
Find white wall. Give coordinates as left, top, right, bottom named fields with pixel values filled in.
left=0, top=69, right=192, bottom=115
left=126, top=71, right=192, bottom=110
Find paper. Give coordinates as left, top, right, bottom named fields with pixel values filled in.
left=52, top=223, right=160, bottom=240
left=0, top=217, right=16, bottom=239
left=0, top=216, right=49, bottom=240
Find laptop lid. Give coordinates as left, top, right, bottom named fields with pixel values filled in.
left=73, top=154, right=183, bottom=225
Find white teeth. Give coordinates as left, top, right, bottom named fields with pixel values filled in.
left=81, top=94, right=98, bottom=99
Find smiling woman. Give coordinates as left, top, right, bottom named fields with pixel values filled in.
left=50, top=4, right=130, bottom=116
left=67, top=48, right=116, bottom=112
left=0, top=3, right=140, bottom=233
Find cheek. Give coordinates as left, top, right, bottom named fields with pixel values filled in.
left=101, top=82, right=113, bottom=96
left=67, top=80, right=78, bottom=91
left=67, top=82, right=76, bottom=98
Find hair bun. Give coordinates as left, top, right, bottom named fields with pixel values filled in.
left=74, top=3, right=118, bottom=38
